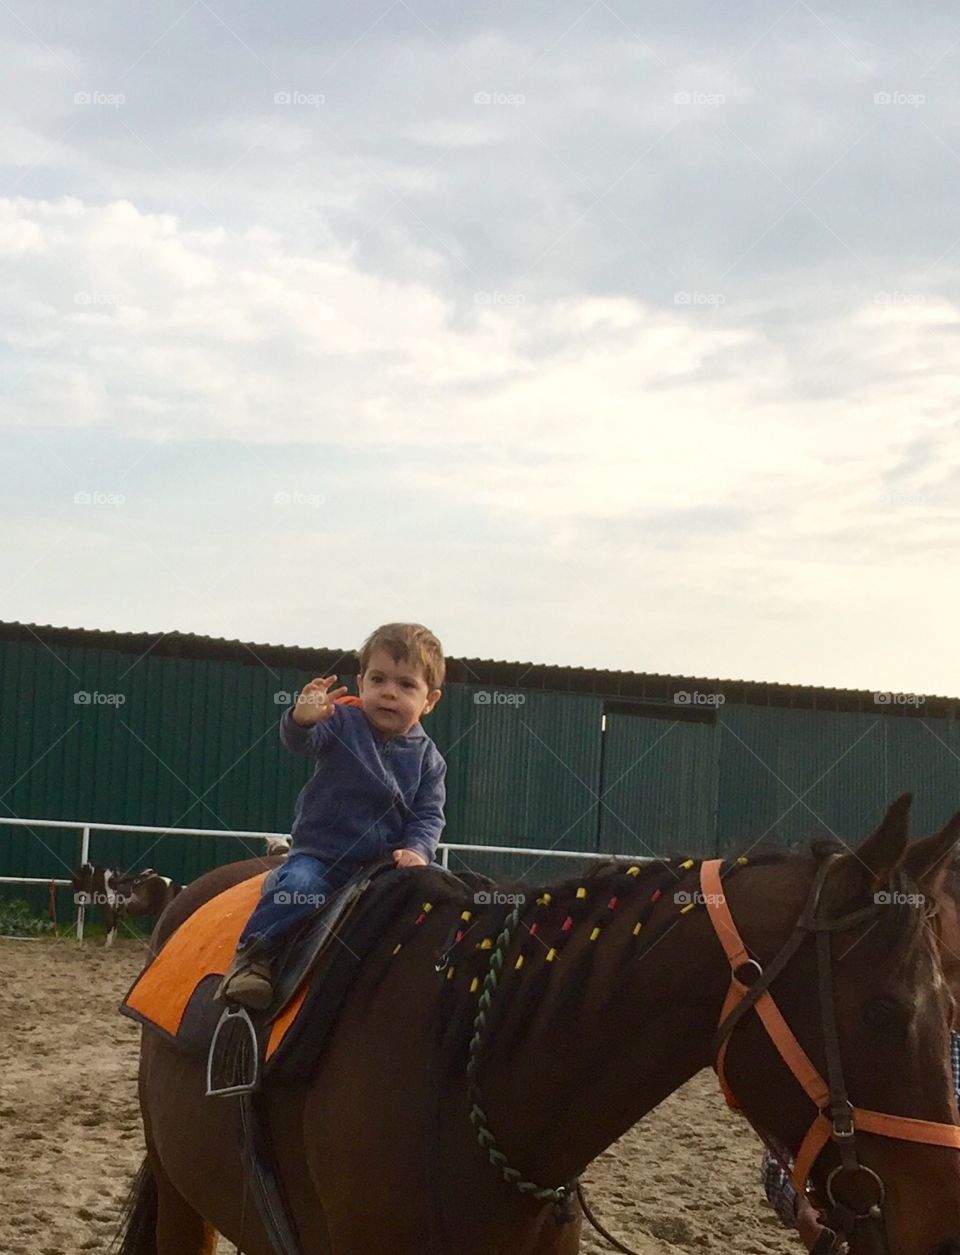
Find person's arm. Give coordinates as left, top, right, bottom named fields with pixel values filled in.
left=279, top=701, right=344, bottom=756
left=400, top=753, right=447, bottom=864
left=761, top=1148, right=801, bottom=1228
left=760, top=1149, right=826, bottom=1250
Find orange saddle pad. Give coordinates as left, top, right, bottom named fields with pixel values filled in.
left=121, top=873, right=307, bottom=1061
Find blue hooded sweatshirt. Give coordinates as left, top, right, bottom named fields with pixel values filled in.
left=279, top=701, right=446, bottom=868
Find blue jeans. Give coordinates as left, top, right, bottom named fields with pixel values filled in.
left=237, top=851, right=352, bottom=949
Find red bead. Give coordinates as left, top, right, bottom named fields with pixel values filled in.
left=561, top=916, right=573, bottom=932
left=607, top=896, right=618, bottom=910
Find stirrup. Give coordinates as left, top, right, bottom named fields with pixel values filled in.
left=206, top=1004, right=261, bottom=1097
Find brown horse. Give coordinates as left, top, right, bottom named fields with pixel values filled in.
left=115, top=798, right=960, bottom=1255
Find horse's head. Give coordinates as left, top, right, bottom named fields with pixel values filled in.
left=723, top=795, right=960, bottom=1255
left=70, top=862, right=95, bottom=898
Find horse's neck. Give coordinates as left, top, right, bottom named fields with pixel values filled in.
left=481, top=905, right=729, bottom=1185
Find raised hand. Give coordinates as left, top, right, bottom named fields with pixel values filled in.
left=291, top=675, right=349, bottom=726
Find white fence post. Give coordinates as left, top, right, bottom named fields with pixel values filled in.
left=76, top=825, right=91, bottom=943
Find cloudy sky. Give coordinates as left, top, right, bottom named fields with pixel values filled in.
left=2, top=1, right=958, bottom=695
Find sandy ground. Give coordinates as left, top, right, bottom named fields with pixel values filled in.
left=0, top=936, right=802, bottom=1255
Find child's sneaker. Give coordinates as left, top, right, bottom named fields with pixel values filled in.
left=222, top=956, right=274, bottom=1010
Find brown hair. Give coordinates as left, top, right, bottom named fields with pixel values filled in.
left=357, top=623, right=445, bottom=692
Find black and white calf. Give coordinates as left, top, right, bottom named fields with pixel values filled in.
left=71, top=863, right=182, bottom=946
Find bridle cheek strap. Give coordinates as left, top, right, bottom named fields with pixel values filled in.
left=700, top=859, right=960, bottom=1196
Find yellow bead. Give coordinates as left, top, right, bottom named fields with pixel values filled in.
left=470, top=977, right=479, bottom=993
left=479, top=938, right=493, bottom=950
left=460, top=910, right=472, bottom=922
left=589, top=926, right=601, bottom=941
left=576, top=887, right=587, bottom=899
left=514, top=955, right=524, bottom=970
left=680, top=859, right=695, bottom=870
left=627, top=866, right=640, bottom=877
left=632, top=922, right=642, bottom=936
left=546, top=948, right=558, bottom=962
left=392, top=943, right=402, bottom=955
left=446, top=966, right=456, bottom=980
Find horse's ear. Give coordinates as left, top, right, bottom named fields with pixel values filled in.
left=854, top=793, right=913, bottom=885
left=902, top=811, right=960, bottom=893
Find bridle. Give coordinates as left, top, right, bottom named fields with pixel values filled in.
left=704, top=854, right=960, bottom=1252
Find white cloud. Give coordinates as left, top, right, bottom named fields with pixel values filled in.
left=1, top=2, right=960, bottom=695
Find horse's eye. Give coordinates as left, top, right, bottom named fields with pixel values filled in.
left=861, top=996, right=906, bottom=1030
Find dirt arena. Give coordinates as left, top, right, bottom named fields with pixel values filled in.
left=0, top=936, right=801, bottom=1255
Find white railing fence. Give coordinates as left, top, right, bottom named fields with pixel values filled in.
left=0, top=815, right=647, bottom=942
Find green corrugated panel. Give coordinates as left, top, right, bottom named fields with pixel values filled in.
left=598, top=714, right=719, bottom=858
left=717, top=705, right=887, bottom=854
left=884, top=715, right=960, bottom=833
left=431, top=686, right=603, bottom=883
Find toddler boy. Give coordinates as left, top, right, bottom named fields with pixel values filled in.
left=222, top=622, right=446, bottom=1009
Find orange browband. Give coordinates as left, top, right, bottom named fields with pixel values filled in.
left=699, top=858, right=960, bottom=1193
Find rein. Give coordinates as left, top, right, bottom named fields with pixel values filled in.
left=465, top=904, right=580, bottom=1221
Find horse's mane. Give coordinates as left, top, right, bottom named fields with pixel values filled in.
left=433, top=851, right=802, bottom=1065
left=359, top=841, right=930, bottom=1071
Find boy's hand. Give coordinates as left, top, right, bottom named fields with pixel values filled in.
left=291, top=675, right=349, bottom=726
left=393, top=849, right=428, bottom=868
left=797, top=1198, right=831, bottom=1251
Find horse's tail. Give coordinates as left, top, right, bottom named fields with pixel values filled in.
left=110, top=1156, right=158, bottom=1254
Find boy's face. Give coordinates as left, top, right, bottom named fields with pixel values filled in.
left=357, top=647, right=441, bottom=739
